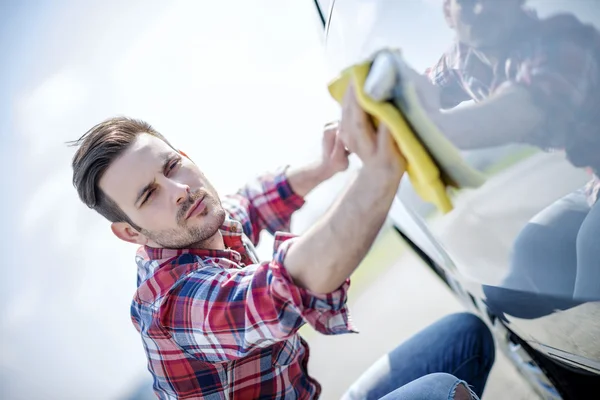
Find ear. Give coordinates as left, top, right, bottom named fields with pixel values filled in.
left=111, top=222, right=149, bottom=245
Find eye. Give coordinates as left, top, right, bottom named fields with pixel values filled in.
left=141, top=188, right=156, bottom=206
left=167, top=158, right=181, bottom=174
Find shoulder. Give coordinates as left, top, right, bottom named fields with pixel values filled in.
left=134, top=255, right=222, bottom=305
left=426, top=41, right=463, bottom=81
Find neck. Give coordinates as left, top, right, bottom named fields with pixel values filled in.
left=188, top=230, right=225, bottom=250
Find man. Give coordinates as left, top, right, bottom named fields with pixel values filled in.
left=70, top=86, right=494, bottom=399
left=397, top=0, right=600, bottom=303
left=421, top=0, right=597, bottom=153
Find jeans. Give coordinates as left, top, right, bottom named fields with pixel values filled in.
left=484, top=188, right=600, bottom=321
left=508, top=188, right=600, bottom=300
left=341, top=313, right=496, bottom=400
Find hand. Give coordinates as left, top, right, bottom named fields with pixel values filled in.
left=339, top=84, right=406, bottom=179
left=396, top=60, right=442, bottom=115
left=318, top=121, right=350, bottom=179
left=284, top=122, right=350, bottom=197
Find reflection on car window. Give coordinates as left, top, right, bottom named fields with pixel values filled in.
left=326, top=0, right=600, bottom=303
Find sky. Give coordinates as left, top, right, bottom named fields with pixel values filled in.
left=2, top=0, right=597, bottom=399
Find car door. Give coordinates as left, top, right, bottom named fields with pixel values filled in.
left=316, top=0, right=600, bottom=382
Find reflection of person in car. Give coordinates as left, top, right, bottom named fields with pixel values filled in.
left=69, top=88, right=493, bottom=399
left=410, top=0, right=600, bottom=300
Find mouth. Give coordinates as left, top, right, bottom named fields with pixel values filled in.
left=185, top=196, right=206, bottom=220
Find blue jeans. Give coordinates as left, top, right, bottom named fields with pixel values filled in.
left=341, top=313, right=495, bottom=400
left=483, top=188, right=600, bottom=322
left=508, top=188, right=600, bottom=300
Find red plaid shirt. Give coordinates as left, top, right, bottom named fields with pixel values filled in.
left=131, top=167, right=355, bottom=399
left=426, top=9, right=600, bottom=205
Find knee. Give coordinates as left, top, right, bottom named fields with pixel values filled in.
left=419, top=373, right=478, bottom=400
left=442, top=313, right=493, bottom=344
left=444, top=313, right=496, bottom=365
left=511, top=223, right=548, bottom=265
left=453, top=381, right=478, bottom=400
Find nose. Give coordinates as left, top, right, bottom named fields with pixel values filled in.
left=172, top=180, right=191, bottom=206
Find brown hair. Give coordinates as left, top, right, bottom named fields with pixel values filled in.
left=69, top=116, right=174, bottom=230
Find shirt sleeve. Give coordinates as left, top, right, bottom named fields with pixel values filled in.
left=425, top=44, right=472, bottom=109
left=159, top=233, right=355, bottom=363
left=221, top=166, right=306, bottom=246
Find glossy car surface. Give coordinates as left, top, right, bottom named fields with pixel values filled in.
left=316, top=1, right=600, bottom=398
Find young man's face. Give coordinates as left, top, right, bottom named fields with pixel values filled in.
left=444, top=0, right=524, bottom=49
left=99, top=133, right=226, bottom=249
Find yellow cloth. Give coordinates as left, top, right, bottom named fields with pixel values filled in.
left=328, top=61, right=455, bottom=213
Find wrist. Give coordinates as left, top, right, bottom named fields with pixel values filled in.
left=285, top=162, right=334, bottom=198
left=358, top=162, right=404, bottom=189
left=309, top=161, right=336, bottom=181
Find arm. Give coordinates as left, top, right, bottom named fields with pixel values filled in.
left=422, top=44, right=543, bottom=149
left=428, top=20, right=598, bottom=150
left=160, top=235, right=353, bottom=363
left=433, top=84, right=545, bottom=150
left=222, top=123, right=349, bottom=245
left=284, top=166, right=401, bottom=294
left=284, top=162, right=333, bottom=197
left=284, top=86, right=406, bottom=294
left=285, top=121, right=350, bottom=197
left=222, top=169, right=305, bottom=246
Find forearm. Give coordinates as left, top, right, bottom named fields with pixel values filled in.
left=285, top=162, right=332, bottom=198
left=434, top=84, right=544, bottom=150
left=284, top=166, right=401, bottom=294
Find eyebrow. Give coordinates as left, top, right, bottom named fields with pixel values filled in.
left=134, top=152, right=177, bottom=206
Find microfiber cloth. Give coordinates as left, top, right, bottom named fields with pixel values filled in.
left=327, top=48, right=486, bottom=214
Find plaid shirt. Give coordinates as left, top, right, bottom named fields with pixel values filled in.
left=426, top=9, right=600, bottom=205
left=131, top=167, right=355, bottom=399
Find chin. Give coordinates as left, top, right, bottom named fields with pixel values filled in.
left=195, top=207, right=227, bottom=235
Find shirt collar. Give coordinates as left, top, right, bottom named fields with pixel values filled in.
left=137, top=215, right=247, bottom=281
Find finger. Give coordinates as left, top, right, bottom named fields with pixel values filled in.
left=337, top=130, right=353, bottom=155
left=341, top=82, right=379, bottom=157
left=377, top=123, right=395, bottom=151
left=340, top=84, right=356, bottom=141
left=331, top=132, right=349, bottom=159
left=348, top=88, right=376, bottom=145
left=322, top=125, right=336, bottom=154
left=324, top=120, right=340, bottom=133
left=352, top=105, right=377, bottom=156
left=377, top=123, right=406, bottom=166
left=340, top=84, right=357, bottom=151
